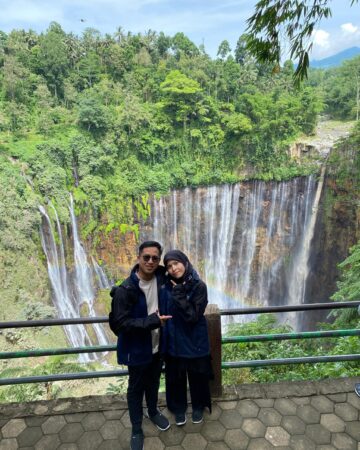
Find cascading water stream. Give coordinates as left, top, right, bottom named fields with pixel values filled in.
left=91, top=256, right=111, bottom=289
left=39, top=197, right=110, bottom=361
left=39, top=205, right=94, bottom=363
left=69, top=195, right=109, bottom=348
left=48, top=203, right=68, bottom=297
left=286, top=166, right=326, bottom=326
left=143, top=175, right=322, bottom=329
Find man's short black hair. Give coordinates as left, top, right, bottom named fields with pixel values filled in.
left=138, top=240, right=162, bottom=255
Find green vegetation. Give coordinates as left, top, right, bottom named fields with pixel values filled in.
left=333, top=243, right=360, bottom=305
left=222, top=314, right=359, bottom=385
left=0, top=356, right=95, bottom=402
left=312, top=56, right=360, bottom=121
left=330, top=242, right=360, bottom=330
left=0, top=23, right=325, bottom=236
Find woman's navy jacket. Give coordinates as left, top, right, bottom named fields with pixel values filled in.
left=161, top=269, right=210, bottom=358
left=109, top=265, right=165, bottom=366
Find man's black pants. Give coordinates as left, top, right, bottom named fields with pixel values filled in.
left=127, top=353, right=162, bottom=433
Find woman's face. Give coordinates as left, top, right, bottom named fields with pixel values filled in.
left=166, top=260, right=186, bottom=279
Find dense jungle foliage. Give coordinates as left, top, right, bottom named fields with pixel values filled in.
left=0, top=23, right=359, bottom=228
left=0, top=23, right=325, bottom=228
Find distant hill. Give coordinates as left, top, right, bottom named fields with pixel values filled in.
left=310, top=47, right=360, bottom=69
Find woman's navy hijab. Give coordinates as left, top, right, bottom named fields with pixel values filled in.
left=163, top=250, right=195, bottom=284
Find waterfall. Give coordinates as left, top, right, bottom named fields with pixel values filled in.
left=39, top=197, right=110, bottom=361
left=287, top=167, right=326, bottom=321
left=39, top=205, right=94, bottom=363
left=91, top=256, right=111, bottom=289
left=69, top=195, right=109, bottom=349
left=143, top=176, right=321, bottom=328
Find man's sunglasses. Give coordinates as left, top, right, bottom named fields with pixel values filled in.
left=142, top=254, right=160, bottom=263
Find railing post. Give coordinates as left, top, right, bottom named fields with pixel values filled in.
left=205, top=304, right=222, bottom=397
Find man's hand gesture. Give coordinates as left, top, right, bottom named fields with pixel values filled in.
left=157, top=310, right=172, bottom=326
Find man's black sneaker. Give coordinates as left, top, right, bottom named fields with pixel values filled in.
left=130, top=432, right=144, bottom=450
left=149, top=410, right=170, bottom=431
left=175, top=413, right=187, bottom=426
left=192, top=409, right=203, bottom=424
left=355, top=383, right=360, bottom=398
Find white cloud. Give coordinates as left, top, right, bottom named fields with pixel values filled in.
left=311, top=21, right=360, bottom=60
left=312, top=29, right=330, bottom=49
left=341, top=22, right=358, bottom=34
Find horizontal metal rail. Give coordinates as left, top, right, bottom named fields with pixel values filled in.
left=222, top=328, right=360, bottom=344
left=0, top=302, right=358, bottom=387
left=0, top=370, right=128, bottom=386
left=0, top=345, right=117, bottom=360
left=0, top=301, right=359, bottom=329
left=222, top=353, right=360, bottom=369
left=1, top=329, right=359, bottom=360
left=219, top=301, right=360, bottom=316
left=0, top=316, right=109, bottom=329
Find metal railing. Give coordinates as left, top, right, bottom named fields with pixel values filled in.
left=0, top=301, right=359, bottom=389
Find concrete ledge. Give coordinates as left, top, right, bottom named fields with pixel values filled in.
left=1, top=376, right=359, bottom=420
left=220, top=376, right=360, bottom=401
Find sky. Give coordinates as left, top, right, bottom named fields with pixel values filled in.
left=0, top=0, right=359, bottom=61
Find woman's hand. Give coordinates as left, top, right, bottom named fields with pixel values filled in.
left=170, top=279, right=185, bottom=287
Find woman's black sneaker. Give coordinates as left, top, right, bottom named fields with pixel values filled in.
left=175, top=413, right=187, bottom=426
left=149, top=410, right=170, bottom=431
left=192, top=409, right=203, bottom=424
left=130, top=431, right=144, bottom=450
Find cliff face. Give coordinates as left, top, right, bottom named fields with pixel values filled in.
left=292, top=121, right=359, bottom=328
left=288, top=120, right=354, bottom=160
left=94, top=228, right=138, bottom=281
left=303, top=175, right=359, bottom=328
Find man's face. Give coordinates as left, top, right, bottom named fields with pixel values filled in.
left=137, top=246, right=161, bottom=279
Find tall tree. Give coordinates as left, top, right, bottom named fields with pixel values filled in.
left=1, top=55, right=31, bottom=102
left=234, top=34, right=250, bottom=65
left=171, top=33, right=199, bottom=60
left=160, top=70, right=202, bottom=131
left=217, top=40, right=231, bottom=60
left=35, top=22, right=69, bottom=98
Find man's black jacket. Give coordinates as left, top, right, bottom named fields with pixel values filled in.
left=109, top=265, right=166, bottom=366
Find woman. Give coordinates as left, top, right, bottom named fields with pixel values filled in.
left=162, top=250, right=212, bottom=426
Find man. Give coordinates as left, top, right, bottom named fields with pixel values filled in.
left=109, top=241, right=171, bottom=450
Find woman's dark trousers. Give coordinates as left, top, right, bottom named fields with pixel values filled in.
left=166, top=363, right=211, bottom=414
left=127, top=353, right=162, bottom=433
